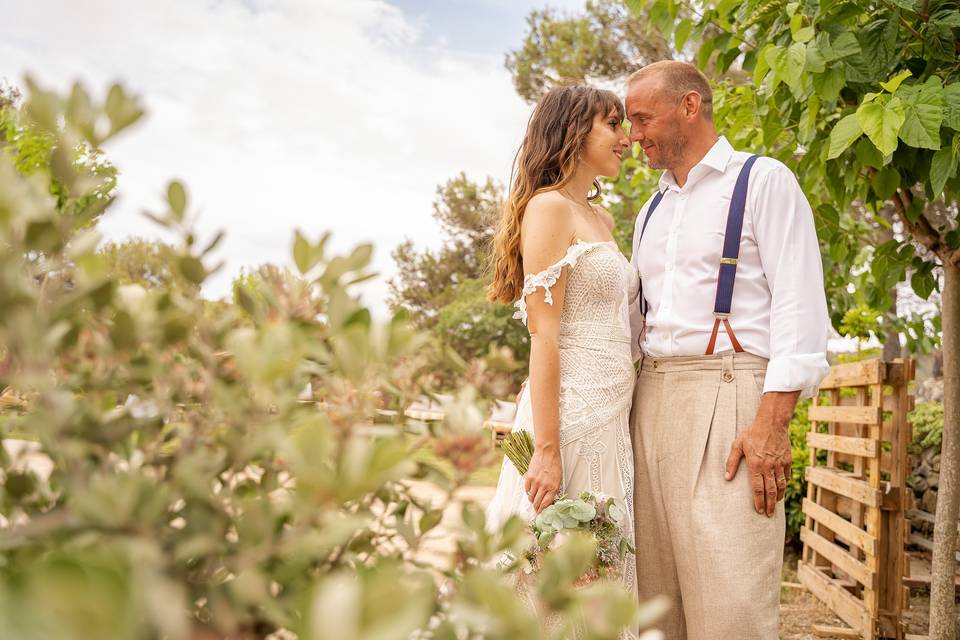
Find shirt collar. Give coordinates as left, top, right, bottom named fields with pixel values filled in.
left=657, top=136, right=734, bottom=193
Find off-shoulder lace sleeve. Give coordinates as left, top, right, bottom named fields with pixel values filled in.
left=512, top=241, right=609, bottom=325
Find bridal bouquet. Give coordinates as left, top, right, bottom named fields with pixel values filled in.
left=500, top=430, right=634, bottom=583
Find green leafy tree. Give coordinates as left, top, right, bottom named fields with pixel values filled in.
left=389, top=173, right=498, bottom=327
left=98, top=238, right=201, bottom=292
left=436, top=278, right=531, bottom=365
left=508, top=0, right=671, bottom=102
left=389, top=174, right=530, bottom=385
left=622, top=1, right=960, bottom=635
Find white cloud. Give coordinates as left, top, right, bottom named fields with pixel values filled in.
left=0, top=0, right=533, bottom=312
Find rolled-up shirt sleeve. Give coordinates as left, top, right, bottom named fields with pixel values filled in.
left=752, top=162, right=831, bottom=399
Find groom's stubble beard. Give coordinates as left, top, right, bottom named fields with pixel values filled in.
left=646, top=117, right=687, bottom=171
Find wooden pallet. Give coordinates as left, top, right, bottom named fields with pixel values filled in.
left=799, top=359, right=914, bottom=640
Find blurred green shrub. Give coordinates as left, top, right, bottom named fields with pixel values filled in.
left=0, top=78, right=657, bottom=640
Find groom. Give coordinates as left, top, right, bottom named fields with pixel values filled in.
left=625, top=61, right=831, bottom=639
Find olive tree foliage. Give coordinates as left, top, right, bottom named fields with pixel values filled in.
left=507, top=0, right=671, bottom=102
left=98, top=238, right=202, bottom=293
left=623, top=0, right=959, bottom=635
left=389, top=173, right=499, bottom=329
left=389, top=174, right=530, bottom=386
left=0, top=79, right=657, bottom=639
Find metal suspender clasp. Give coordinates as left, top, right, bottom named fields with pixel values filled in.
left=712, top=311, right=731, bottom=318
left=719, top=257, right=738, bottom=265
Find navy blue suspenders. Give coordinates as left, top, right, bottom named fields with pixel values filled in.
left=637, top=190, right=664, bottom=318
left=636, top=154, right=760, bottom=356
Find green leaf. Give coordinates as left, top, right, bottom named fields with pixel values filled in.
left=880, top=70, right=912, bottom=94
left=813, top=65, right=846, bottom=103
left=799, top=95, right=821, bottom=143
left=871, top=166, right=900, bottom=200
left=930, top=146, right=957, bottom=197
left=828, top=32, right=861, bottom=61
left=827, top=114, right=863, bottom=159
left=753, top=45, right=773, bottom=86
left=855, top=137, right=885, bottom=168
left=897, top=80, right=944, bottom=150
left=943, top=83, right=960, bottom=130
left=674, top=19, right=693, bottom=51
left=177, top=256, right=206, bottom=284
left=167, top=181, right=187, bottom=220
left=111, top=310, right=137, bottom=349
left=911, top=270, right=937, bottom=300
left=697, top=37, right=716, bottom=69
left=857, top=96, right=905, bottom=157
left=764, top=45, right=787, bottom=89
left=419, top=508, right=443, bottom=534
left=293, top=231, right=312, bottom=274
left=785, top=42, right=807, bottom=92
left=830, top=239, right=850, bottom=262
left=793, top=26, right=815, bottom=43
left=805, top=43, right=826, bottom=73
left=933, top=9, right=960, bottom=27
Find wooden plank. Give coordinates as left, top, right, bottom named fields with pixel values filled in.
left=805, top=393, right=823, bottom=566
left=881, top=368, right=909, bottom=632
left=801, top=526, right=876, bottom=590
left=807, top=432, right=879, bottom=458
left=806, top=467, right=882, bottom=507
left=902, top=572, right=960, bottom=590
left=818, top=359, right=885, bottom=390
left=803, top=498, right=878, bottom=556
left=811, top=624, right=861, bottom=638
left=799, top=562, right=870, bottom=636
left=864, top=383, right=883, bottom=622
left=809, top=404, right=883, bottom=425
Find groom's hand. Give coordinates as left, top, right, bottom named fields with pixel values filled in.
left=724, top=390, right=800, bottom=517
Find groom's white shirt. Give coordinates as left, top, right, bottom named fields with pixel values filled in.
left=628, top=136, right=830, bottom=399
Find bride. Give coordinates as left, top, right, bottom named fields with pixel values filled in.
left=484, top=84, right=639, bottom=627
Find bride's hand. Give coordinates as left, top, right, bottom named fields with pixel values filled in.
left=524, top=445, right=561, bottom=513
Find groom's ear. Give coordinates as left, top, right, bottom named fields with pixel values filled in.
left=680, top=91, right=705, bottom=120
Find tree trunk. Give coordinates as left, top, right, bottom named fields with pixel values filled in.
left=929, top=259, right=960, bottom=640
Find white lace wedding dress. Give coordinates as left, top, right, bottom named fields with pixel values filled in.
left=485, top=239, right=639, bottom=637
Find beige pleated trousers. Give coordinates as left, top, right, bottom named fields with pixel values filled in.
left=630, top=351, right=784, bottom=640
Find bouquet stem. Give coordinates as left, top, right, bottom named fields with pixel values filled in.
left=499, top=429, right=534, bottom=476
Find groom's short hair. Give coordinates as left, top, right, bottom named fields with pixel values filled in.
left=627, top=61, right=714, bottom=121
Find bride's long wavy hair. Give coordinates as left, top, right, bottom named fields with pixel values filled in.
left=487, top=84, right=624, bottom=304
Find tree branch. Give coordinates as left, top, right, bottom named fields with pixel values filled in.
left=676, top=1, right=757, bottom=51
left=890, top=185, right=946, bottom=259
left=877, top=0, right=925, bottom=41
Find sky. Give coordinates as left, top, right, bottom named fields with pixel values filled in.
left=1, top=0, right=585, bottom=311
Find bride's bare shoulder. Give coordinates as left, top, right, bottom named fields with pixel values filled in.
left=521, top=191, right=573, bottom=237
left=520, top=191, right=575, bottom=270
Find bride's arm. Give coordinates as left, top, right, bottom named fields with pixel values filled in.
left=519, top=194, right=574, bottom=513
